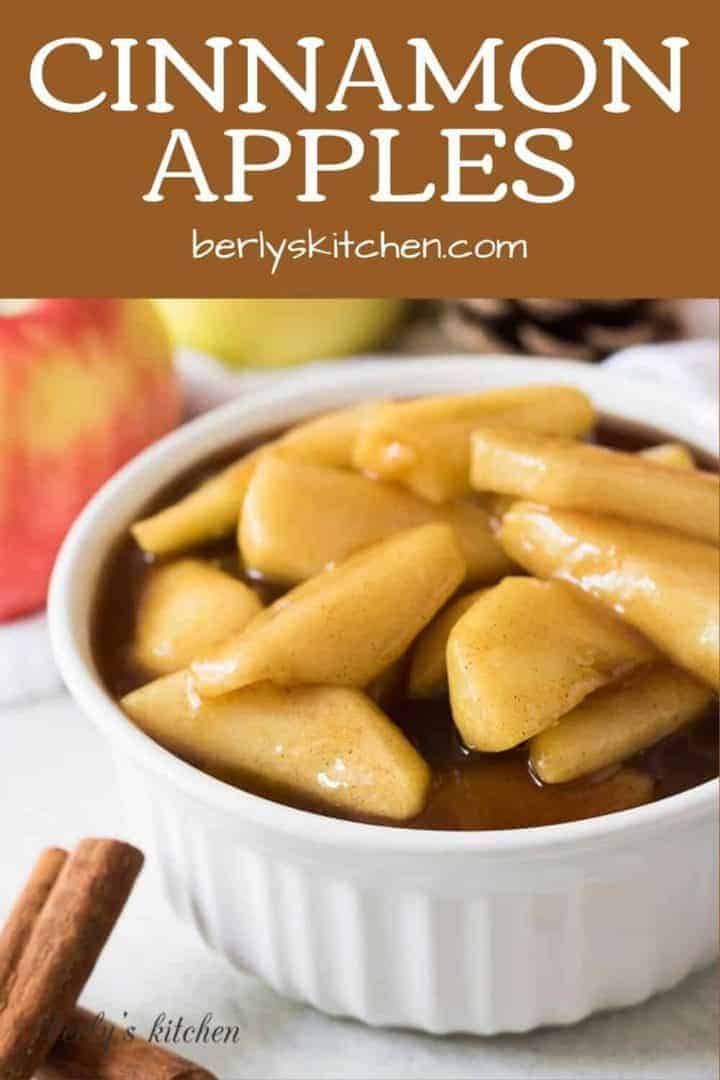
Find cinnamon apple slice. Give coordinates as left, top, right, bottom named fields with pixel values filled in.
left=498, top=504, right=720, bottom=689
left=471, top=428, right=718, bottom=543
left=408, top=589, right=486, bottom=699
left=192, top=523, right=466, bottom=697
left=122, top=675, right=430, bottom=821
left=134, top=559, right=262, bottom=676
left=640, top=442, right=694, bottom=469
left=240, top=455, right=513, bottom=586
left=132, top=452, right=261, bottom=556
left=352, top=385, right=595, bottom=503
left=530, top=663, right=713, bottom=783
left=132, top=402, right=376, bottom=555
left=447, top=577, right=656, bottom=752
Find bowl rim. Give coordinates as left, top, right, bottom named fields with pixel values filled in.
left=48, top=354, right=719, bottom=856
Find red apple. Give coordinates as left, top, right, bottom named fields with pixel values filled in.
left=0, top=299, right=181, bottom=620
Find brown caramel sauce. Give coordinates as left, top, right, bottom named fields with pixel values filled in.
left=93, top=415, right=719, bottom=830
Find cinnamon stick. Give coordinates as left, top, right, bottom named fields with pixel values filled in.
left=37, top=1006, right=216, bottom=1080
left=0, top=838, right=143, bottom=1080
left=0, top=847, right=68, bottom=1010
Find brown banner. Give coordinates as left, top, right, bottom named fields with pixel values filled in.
left=0, top=0, right=716, bottom=296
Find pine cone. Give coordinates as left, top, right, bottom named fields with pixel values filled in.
left=443, top=299, right=679, bottom=362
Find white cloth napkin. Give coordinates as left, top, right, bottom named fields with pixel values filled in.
left=1, top=337, right=717, bottom=709
left=603, top=339, right=718, bottom=447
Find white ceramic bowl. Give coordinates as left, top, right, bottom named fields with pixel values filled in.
left=49, top=357, right=719, bottom=1035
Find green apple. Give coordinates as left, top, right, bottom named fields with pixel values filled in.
left=154, top=299, right=405, bottom=369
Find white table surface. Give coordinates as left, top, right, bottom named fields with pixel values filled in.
left=1, top=691, right=717, bottom=1080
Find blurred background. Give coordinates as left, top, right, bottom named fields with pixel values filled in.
left=156, top=297, right=717, bottom=371
left=0, top=296, right=716, bottom=640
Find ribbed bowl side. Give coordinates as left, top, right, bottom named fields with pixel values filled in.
left=114, top=756, right=719, bottom=1035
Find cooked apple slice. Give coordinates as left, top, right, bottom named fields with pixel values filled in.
left=471, top=428, right=719, bottom=543
left=132, top=451, right=261, bottom=555
left=240, top=455, right=513, bottom=586
left=122, top=674, right=430, bottom=821
left=440, top=501, right=516, bottom=585
left=530, top=664, right=714, bottom=783
left=408, top=590, right=486, bottom=699
left=192, top=523, right=466, bottom=697
left=277, top=401, right=380, bottom=465
left=134, top=558, right=262, bottom=676
left=499, top=504, right=720, bottom=689
left=483, top=444, right=695, bottom=517
left=447, top=577, right=656, bottom=752
left=640, top=442, right=695, bottom=469
left=132, top=403, right=374, bottom=555
left=352, top=385, right=595, bottom=503
left=415, top=759, right=654, bottom=830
